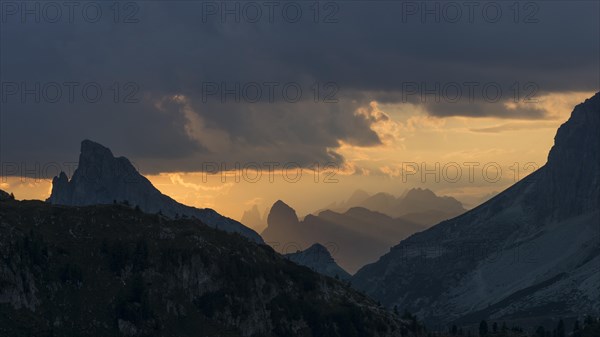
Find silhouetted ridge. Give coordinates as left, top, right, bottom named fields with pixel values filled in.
left=47, top=140, right=263, bottom=243
left=0, top=189, right=14, bottom=201
left=285, top=243, right=351, bottom=280
left=262, top=200, right=426, bottom=273
left=0, top=198, right=408, bottom=336
left=352, top=92, right=600, bottom=326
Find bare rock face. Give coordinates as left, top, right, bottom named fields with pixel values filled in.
left=534, top=92, right=600, bottom=220
left=48, top=172, right=70, bottom=204
left=352, top=92, right=600, bottom=326
left=47, top=140, right=263, bottom=243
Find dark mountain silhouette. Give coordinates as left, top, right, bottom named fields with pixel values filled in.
left=0, top=190, right=14, bottom=201
left=0, top=194, right=413, bottom=336
left=261, top=201, right=426, bottom=273
left=285, top=243, right=351, bottom=280
left=261, top=200, right=302, bottom=246
left=352, top=92, right=600, bottom=326
left=47, top=140, right=263, bottom=243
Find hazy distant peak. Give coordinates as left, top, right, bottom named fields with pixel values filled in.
left=316, top=209, right=340, bottom=217
left=241, top=204, right=261, bottom=218
left=272, top=199, right=290, bottom=208
left=401, top=188, right=464, bottom=211
left=267, top=200, right=299, bottom=226
left=346, top=189, right=370, bottom=204
left=370, top=192, right=395, bottom=199
left=270, top=200, right=296, bottom=214
left=403, top=187, right=436, bottom=199
left=240, top=204, right=266, bottom=232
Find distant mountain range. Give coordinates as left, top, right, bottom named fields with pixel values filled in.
left=325, top=188, right=466, bottom=225
left=243, top=188, right=466, bottom=233
left=352, top=92, right=600, bottom=326
left=47, top=140, right=263, bottom=243
left=0, top=194, right=412, bottom=336
left=261, top=197, right=445, bottom=273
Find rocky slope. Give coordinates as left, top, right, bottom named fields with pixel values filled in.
left=262, top=200, right=426, bottom=273
left=0, top=195, right=414, bottom=337
left=352, top=93, right=600, bottom=326
left=47, top=140, right=263, bottom=243
left=285, top=244, right=351, bottom=281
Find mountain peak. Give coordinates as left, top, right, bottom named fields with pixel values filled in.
left=347, top=189, right=370, bottom=204
left=0, top=190, right=14, bottom=201
left=353, top=92, right=600, bottom=325
left=272, top=199, right=289, bottom=208
left=80, top=139, right=113, bottom=156
left=267, top=200, right=299, bottom=226
left=536, top=91, right=600, bottom=220
left=48, top=140, right=142, bottom=206
left=285, top=243, right=351, bottom=280
left=47, top=140, right=263, bottom=243
left=403, top=188, right=436, bottom=200
left=547, top=91, right=599, bottom=165
left=53, top=171, right=68, bottom=183
left=240, top=204, right=265, bottom=232
left=304, top=243, right=330, bottom=255
left=79, top=140, right=118, bottom=167
left=398, top=188, right=465, bottom=216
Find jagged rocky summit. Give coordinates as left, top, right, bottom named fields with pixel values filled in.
left=47, top=140, right=263, bottom=243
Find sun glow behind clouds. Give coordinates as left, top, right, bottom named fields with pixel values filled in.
left=142, top=91, right=593, bottom=225
left=3, top=92, right=593, bottom=231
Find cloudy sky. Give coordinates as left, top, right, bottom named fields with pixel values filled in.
left=1, top=1, right=598, bottom=226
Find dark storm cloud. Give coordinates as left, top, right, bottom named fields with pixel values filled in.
left=0, top=1, right=598, bottom=174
